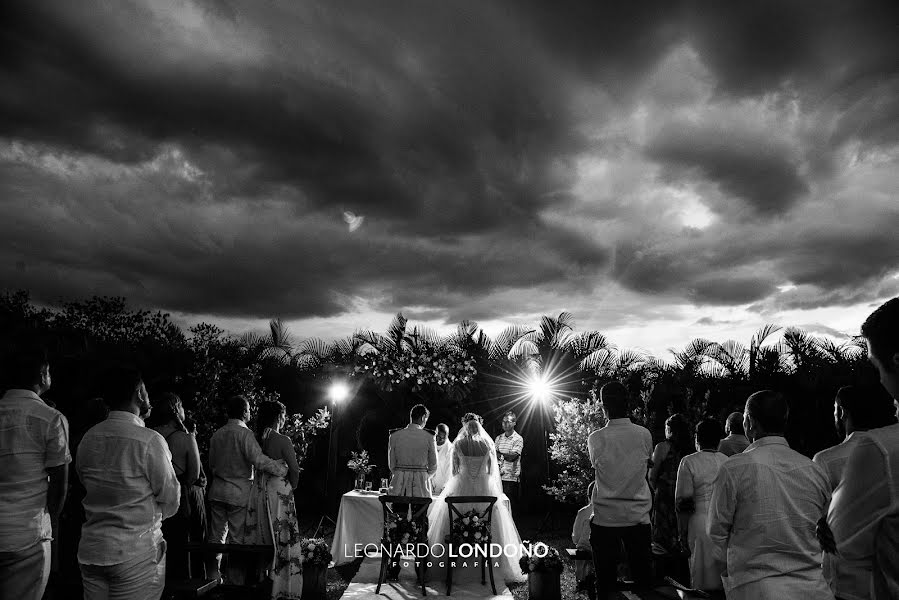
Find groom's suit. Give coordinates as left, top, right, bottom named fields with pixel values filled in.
left=387, top=423, right=438, bottom=498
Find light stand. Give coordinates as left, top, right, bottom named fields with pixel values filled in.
left=307, top=381, right=349, bottom=538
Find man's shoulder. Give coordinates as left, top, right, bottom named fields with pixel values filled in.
left=813, top=442, right=849, bottom=466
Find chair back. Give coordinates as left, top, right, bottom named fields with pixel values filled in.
left=445, top=496, right=496, bottom=545
left=378, top=495, right=432, bottom=546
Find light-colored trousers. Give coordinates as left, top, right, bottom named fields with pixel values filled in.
left=0, top=540, right=51, bottom=600
left=80, top=541, right=166, bottom=600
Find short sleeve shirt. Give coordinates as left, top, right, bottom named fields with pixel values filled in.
left=495, top=431, right=523, bottom=482
left=0, top=389, right=71, bottom=551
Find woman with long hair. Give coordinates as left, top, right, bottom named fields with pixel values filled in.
left=248, top=400, right=302, bottom=600
left=427, top=412, right=527, bottom=585
left=149, top=392, right=207, bottom=580
left=650, top=413, right=693, bottom=556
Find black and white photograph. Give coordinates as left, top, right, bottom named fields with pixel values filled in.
left=1, top=1, right=898, bottom=599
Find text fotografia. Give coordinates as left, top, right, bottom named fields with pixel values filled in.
left=347, top=541, right=550, bottom=560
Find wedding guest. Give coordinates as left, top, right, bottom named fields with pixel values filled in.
left=828, top=298, right=899, bottom=600
left=208, top=395, right=287, bottom=581
left=431, top=423, right=453, bottom=495
left=77, top=367, right=180, bottom=600
left=250, top=400, right=302, bottom=599
left=717, top=412, right=750, bottom=456
left=588, top=381, right=654, bottom=600
left=650, top=413, right=692, bottom=556
left=386, top=404, right=437, bottom=579
left=149, top=393, right=205, bottom=580
left=814, top=385, right=896, bottom=490
left=675, top=419, right=727, bottom=591
left=572, top=481, right=596, bottom=600
left=708, top=390, right=832, bottom=599
left=0, top=346, right=70, bottom=600
left=815, top=384, right=896, bottom=599
left=495, top=411, right=524, bottom=517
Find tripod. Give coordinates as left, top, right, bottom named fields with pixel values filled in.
left=306, top=401, right=340, bottom=539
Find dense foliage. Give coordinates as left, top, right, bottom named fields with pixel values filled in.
left=1, top=290, right=880, bottom=510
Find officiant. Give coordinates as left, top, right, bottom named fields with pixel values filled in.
left=431, top=423, right=453, bottom=495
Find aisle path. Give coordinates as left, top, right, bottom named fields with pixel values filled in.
left=341, top=556, right=514, bottom=599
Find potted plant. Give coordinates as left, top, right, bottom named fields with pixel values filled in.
left=519, top=542, right=563, bottom=600
left=300, top=538, right=332, bottom=600
left=347, top=450, right=375, bottom=490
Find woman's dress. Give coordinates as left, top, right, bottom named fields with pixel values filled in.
left=246, top=429, right=304, bottom=600
left=427, top=447, right=526, bottom=584
left=675, top=450, right=728, bottom=590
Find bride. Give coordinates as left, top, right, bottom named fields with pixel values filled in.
left=427, top=413, right=527, bottom=584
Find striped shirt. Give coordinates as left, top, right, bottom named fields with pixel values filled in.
left=495, top=430, right=523, bottom=482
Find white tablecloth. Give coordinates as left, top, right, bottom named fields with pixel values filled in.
left=330, top=491, right=510, bottom=566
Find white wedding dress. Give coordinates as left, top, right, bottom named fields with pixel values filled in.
left=427, top=420, right=527, bottom=585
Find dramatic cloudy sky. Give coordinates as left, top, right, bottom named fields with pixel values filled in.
left=2, top=0, right=898, bottom=357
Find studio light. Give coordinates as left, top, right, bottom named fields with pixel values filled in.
left=527, top=373, right=554, bottom=404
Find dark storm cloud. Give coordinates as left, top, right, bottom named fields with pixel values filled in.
left=647, top=121, right=807, bottom=217
left=0, top=0, right=898, bottom=327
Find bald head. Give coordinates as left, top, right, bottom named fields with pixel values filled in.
left=725, top=412, right=744, bottom=436
left=744, top=390, right=788, bottom=440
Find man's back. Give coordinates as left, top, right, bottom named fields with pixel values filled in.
left=209, top=419, right=262, bottom=506
left=709, top=437, right=831, bottom=595
left=0, top=389, right=70, bottom=551
left=588, top=418, right=653, bottom=526
left=77, top=411, right=179, bottom=566
left=813, top=433, right=861, bottom=491
left=717, top=433, right=750, bottom=457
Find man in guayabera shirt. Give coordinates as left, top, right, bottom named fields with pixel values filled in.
left=0, top=346, right=70, bottom=600
left=708, top=390, right=833, bottom=600
left=814, top=384, right=897, bottom=599
left=77, top=367, right=179, bottom=600
left=207, top=395, right=287, bottom=579
left=587, top=381, right=654, bottom=600
left=828, top=298, right=899, bottom=600
left=717, top=412, right=750, bottom=457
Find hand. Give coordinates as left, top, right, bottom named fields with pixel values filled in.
left=276, top=459, right=288, bottom=477
left=816, top=517, right=837, bottom=554
left=196, top=473, right=207, bottom=488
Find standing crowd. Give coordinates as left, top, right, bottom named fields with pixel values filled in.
left=572, top=297, right=899, bottom=600
left=0, top=355, right=304, bottom=599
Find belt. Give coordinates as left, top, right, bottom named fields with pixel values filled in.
left=394, top=466, right=429, bottom=471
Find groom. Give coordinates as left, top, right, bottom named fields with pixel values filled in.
left=386, top=404, right=438, bottom=579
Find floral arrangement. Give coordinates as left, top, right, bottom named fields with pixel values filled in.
left=386, top=514, right=425, bottom=545
left=519, top=541, right=564, bottom=574
left=347, top=450, right=375, bottom=475
left=353, top=348, right=477, bottom=393
left=299, top=538, right=332, bottom=567
left=451, top=509, right=490, bottom=545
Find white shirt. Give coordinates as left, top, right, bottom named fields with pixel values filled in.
left=587, top=418, right=653, bottom=526
left=495, top=430, right=523, bottom=482
left=77, top=411, right=180, bottom=566
left=707, top=436, right=832, bottom=598
left=209, top=419, right=286, bottom=506
left=829, top=423, right=899, bottom=600
left=675, top=450, right=728, bottom=507
left=717, top=433, right=750, bottom=457
left=813, top=432, right=862, bottom=491
left=0, top=389, right=71, bottom=552
left=431, top=440, right=453, bottom=494
left=572, top=504, right=594, bottom=581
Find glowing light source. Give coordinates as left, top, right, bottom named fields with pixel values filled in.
left=328, top=381, right=350, bottom=404
left=527, top=373, right=555, bottom=404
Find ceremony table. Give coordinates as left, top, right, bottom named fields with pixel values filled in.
left=330, top=490, right=511, bottom=566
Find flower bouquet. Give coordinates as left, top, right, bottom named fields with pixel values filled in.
left=451, top=509, right=490, bottom=545
left=299, top=537, right=332, bottom=600
left=520, top=541, right=563, bottom=600
left=347, top=450, right=375, bottom=490
left=386, top=513, right=425, bottom=546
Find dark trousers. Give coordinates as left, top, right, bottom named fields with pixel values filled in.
left=589, top=522, right=651, bottom=600
left=501, top=481, right=519, bottom=518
